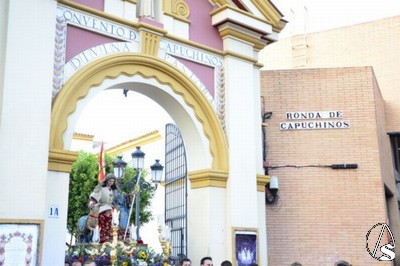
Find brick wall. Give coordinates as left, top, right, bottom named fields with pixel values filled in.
left=261, top=67, right=395, bottom=265
left=260, top=16, right=400, bottom=132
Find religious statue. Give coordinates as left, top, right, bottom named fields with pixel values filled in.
left=77, top=173, right=133, bottom=243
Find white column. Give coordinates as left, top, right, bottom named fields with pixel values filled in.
left=188, top=187, right=227, bottom=264
left=43, top=171, right=71, bottom=265
left=223, top=36, right=262, bottom=262
left=0, top=0, right=57, bottom=263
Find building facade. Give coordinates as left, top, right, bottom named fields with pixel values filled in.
left=260, top=17, right=400, bottom=265
left=0, top=0, right=286, bottom=265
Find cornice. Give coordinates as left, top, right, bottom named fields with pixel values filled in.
left=48, top=148, right=78, bottom=172
left=223, top=50, right=257, bottom=64
left=256, top=174, right=270, bottom=192
left=211, top=4, right=273, bottom=27
left=189, top=169, right=229, bottom=189
left=219, top=27, right=266, bottom=51
left=250, top=0, right=287, bottom=32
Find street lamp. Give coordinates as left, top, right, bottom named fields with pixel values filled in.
left=119, top=146, right=163, bottom=241
left=113, top=155, right=127, bottom=179
left=131, top=146, right=145, bottom=170
left=150, top=159, right=164, bottom=187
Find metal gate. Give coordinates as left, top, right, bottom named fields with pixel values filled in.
left=164, top=123, right=188, bottom=264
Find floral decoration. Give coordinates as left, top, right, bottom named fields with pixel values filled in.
left=65, top=243, right=172, bottom=266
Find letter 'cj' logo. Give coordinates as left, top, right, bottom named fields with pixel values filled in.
left=366, top=223, right=396, bottom=261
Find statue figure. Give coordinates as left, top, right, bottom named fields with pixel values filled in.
left=137, top=0, right=155, bottom=19
left=77, top=173, right=132, bottom=243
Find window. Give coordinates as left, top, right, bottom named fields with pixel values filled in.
left=388, top=133, right=400, bottom=172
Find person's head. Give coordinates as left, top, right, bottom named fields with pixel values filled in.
left=180, top=258, right=191, bottom=266
left=220, top=260, right=232, bottom=266
left=335, top=261, right=351, bottom=266
left=102, top=173, right=117, bottom=189
left=291, top=263, right=302, bottom=266
left=200, top=256, right=213, bottom=266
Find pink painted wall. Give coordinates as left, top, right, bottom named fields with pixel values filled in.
left=176, top=56, right=215, bottom=97
left=73, top=0, right=104, bottom=11
left=66, top=25, right=121, bottom=62
left=186, top=0, right=223, bottom=50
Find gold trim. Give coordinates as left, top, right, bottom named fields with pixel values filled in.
left=219, top=27, right=266, bottom=50
left=189, top=169, right=229, bottom=189
left=211, top=4, right=272, bottom=25
left=126, top=0, right=137, bottom=3
left=254, top=62, right=264, bottom=69
left=48, top=148, right=78, bottom=172
left=163, top=0, right=191, bottom=23
left=210, top=0, right=228, bottom=6
left=138, top=22, right=168, bottom=35
left=106, top=130, right=162, bottom=156
left=256, top=174, right=270, bottom=192
left=72, top=133, right=94, bottom=141
left=140, top=30, right=162, bottom=56
left=165, top=34, right=224, bottom=56
left=165, top=35, right=262, bottom=64
left=50, top=53, right=228, bottom=172
left=223, top=51, right=257, bottom=64
left=250, top=0, right=287, bottom=32
left=210, top=3, right=286, bottom=33
left=0, top=219, right=45, bottom=265
left=232, top=227, right=260, bottom=265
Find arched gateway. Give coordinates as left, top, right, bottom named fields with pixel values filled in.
left=49, top=53, right=228, bottom=173
left=0, top=0, right=286, bottom=265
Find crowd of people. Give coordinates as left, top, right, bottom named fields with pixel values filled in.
left=180, top=256, right=259, bottom=266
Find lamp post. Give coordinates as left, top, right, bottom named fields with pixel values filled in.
left=113, top=155, right=127, bottom=179
left=150, top=159, right=164, bottom=187
left=131, top=146, right=145, bottom=241
left=119, top=146, right=164, bottom=241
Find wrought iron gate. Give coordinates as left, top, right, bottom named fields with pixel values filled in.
left=164, top=123, right=188, bottom=264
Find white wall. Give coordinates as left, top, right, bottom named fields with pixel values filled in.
left=0, top=0, right=55, bottom=218
left=0, top=0, right=57, bottom=264
left=0, top=0, right=8, bottom=123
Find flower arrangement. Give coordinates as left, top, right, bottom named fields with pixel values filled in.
left=65, top=244, right=172, bottom=266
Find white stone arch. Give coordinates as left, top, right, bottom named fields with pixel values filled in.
left=49, top=52, right=229, bottom=179
left=65, top=74, right=211, bottom=171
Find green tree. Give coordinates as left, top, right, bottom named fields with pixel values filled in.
left=67, top=151, right=156, bottom=242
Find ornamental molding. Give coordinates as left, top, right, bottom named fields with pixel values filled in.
left=53, top=17, right=67, bottom=98
left=216, top=66, right=226, bottom=133
left=141, top=30, right=162, bottom=56
left=163, top=0, right=190, bottom=22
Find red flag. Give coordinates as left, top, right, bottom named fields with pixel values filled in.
left=98, top=142, right=106, bottom=183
